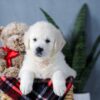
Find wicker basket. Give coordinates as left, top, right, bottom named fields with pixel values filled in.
left=64, top=86, right=74, bottom=100
left=0, top=91, right=12, bottom=100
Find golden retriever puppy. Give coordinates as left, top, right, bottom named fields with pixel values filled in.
left=19, top=21, right=76, bottom=96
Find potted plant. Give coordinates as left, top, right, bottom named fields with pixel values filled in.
left=40, top=3, right=100, bottom=100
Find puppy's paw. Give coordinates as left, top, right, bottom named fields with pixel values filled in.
left=20, top=79, right=33, bottom=95
left=53, top=83, right=66, bottom=97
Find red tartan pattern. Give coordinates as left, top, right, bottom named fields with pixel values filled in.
left=0, top=76, right=74, bottom=100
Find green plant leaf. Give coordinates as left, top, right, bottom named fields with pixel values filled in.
left=73, top=3, right=88, bottom=37
left=86, top=35, right=100, bottom=66
left=71, top=3, right=88, bottom=92
left=72, top=32, right=86, bottom=79
left=77, top=50, right=100, bottom=92
left=71, top=3, right=88, bottom=71
left=40, top=8, right=59, bottom=29
left=89, top=50, right=100, bottom=67
left=70, top=3, right=88, bottom=62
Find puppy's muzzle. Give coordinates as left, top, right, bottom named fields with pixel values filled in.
left=36, top=47, right=44, bottom=57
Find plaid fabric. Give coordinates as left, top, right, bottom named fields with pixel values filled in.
left=0, top=76, right=73, bottom=100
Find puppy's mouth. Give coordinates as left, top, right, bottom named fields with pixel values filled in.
left=35, top=52, right=43, bottom=57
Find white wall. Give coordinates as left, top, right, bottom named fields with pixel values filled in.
left=0, top=0, right=100, bottom=99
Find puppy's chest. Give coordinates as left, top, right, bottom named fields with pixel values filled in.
left=34, top=63, right=54, bottom=79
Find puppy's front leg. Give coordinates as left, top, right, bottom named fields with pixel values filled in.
left=52, top=71, right=66, bottom=97
left=19, top=70, right=35, bottom=95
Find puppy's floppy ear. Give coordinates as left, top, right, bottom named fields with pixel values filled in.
left=24, top=31, right=30, bottom=49
left=53, top=30, right=66, bottom=54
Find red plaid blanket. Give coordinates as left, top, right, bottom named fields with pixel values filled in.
left=0, top=76, right=73, bottom=100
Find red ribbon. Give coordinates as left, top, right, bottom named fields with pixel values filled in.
left=0, top=47, right=19, bottom=68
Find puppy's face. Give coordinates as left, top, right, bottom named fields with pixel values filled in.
left=29, top=29, right=54, bottom=58
left=24, top=21, right=65, bottom=58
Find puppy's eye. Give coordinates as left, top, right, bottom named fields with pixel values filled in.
left=45, top=39, right=50, bottom=43
left=33, top=38, right=37, bottom=42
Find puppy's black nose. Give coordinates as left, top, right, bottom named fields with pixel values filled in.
left=36, top=47, right=43, bottom=53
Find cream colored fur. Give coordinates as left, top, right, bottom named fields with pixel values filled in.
left=19, top=21, right=76, bottom=96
